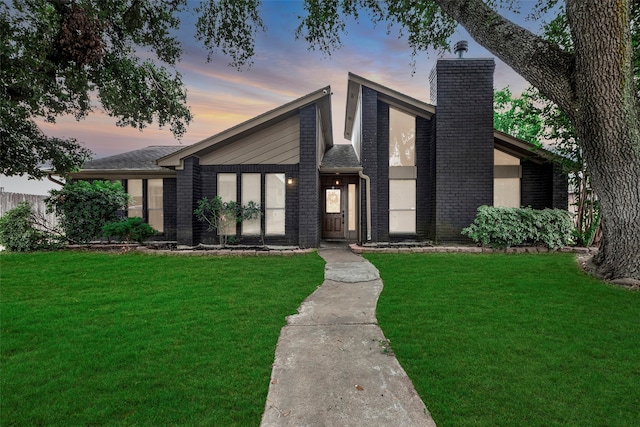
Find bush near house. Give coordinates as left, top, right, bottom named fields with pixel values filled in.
left=194, top=196, right=261, bottom=246
left=101, top=217, right=157, bottom=244
left=46, top=180, right=130, bottom=244
left=462, top=205, right=574, bottom=248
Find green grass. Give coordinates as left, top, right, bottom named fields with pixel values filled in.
left=367, top=253, right=640, bottom=427
left=1, top=251, right=324, bottom=426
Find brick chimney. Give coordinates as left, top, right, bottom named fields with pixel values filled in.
left=429, top=49, right=495, bottom=242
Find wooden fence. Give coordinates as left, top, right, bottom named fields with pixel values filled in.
left=0, top=191, right=58, bottom=228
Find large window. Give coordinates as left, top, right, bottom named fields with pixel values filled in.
left=266, top=173, right=285, bottom=235
left=217, top=173, right=237, bottom=235
left=389, top=180, right=416, bottom=233
left=389, top=107, right=416, bottom=233
left=147, top=179, right=163, bottom=232
left=126, top=179, right=163, bottom=232
left=242, top=173, right=261, bottom=235
left=389, top=107, right=415, bottom=167
left=127, top=179, right=144, bottom=219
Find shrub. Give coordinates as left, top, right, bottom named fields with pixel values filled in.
left=194, top=197, right=261, bottom=246
left=0, top=202, right=62, bottom=251
left=102, top=217, right=157, bottom=243
left=462, top=205, right=574, bottom=249
left=46, top=180, right=130, bottom=244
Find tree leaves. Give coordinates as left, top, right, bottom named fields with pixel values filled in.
left=1, top=0, right=190, bottom=178
left=196, top=0, right=266, bottom=69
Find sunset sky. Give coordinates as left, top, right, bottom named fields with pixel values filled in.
left=3, top=1, right=546, bottom=194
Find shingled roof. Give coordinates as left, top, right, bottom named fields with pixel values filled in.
left=82, top=146, right=183, bottom=171
left=320, top=144, right=361, bottom=172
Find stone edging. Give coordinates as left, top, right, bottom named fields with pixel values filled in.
left=135, top=246, right=316, bottom=256
left=349, top=243, right=599, bottom=255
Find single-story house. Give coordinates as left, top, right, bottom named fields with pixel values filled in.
left=72, top=56, right=567, bottom=247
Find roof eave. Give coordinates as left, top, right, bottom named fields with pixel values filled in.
left=157, top=86, right=333, bottom=167
left=319, top=166, right=363, bottom=174
left=344, top=72, right=436, bottom=140
left=70, top=169, right=177, bottom=179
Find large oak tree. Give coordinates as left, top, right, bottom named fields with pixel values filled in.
left=2, top=0, right=638, bottom=280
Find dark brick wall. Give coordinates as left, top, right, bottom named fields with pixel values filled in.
left=521, top=161, right=568, bottom=210
left=162, top=178, right=177, bottom=240
left=376, top=100, right=390, bottom=242
left=522, top=161, right=552, bottom=209
left=360, top=86, right=378, bottom=242
left=552, top=164, right=569, bottom=210
left=416, top=115, right=432, bottom=239
left=298, top=104, right=320, bottom=248
left=434, top=59, right=495, bottom=242
left=176, top=156, right=201, bottom=246
left=428, top=116, right=438, bottom=238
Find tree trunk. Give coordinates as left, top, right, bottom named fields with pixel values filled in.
left=566, top=0, right=640, bottom=280
left=436, top=0, right=640, bottom=280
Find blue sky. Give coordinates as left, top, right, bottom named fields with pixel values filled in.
left=4, top=0, right=550, bottom=194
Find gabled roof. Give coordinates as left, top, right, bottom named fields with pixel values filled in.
left=158, top=86, right=333, bottom=168
left=72, top=146, right=182, bottom=178
left=345, top=72, right=436, bottom=140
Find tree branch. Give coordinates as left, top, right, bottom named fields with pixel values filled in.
left=434, top=0, right=578, bottom=120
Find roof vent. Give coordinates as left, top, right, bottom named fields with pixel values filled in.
left=454, top=40, right=468, bottom=58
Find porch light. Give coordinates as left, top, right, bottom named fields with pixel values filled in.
left=334, top=178, right=341, bottom=186
left=287, top=177, right=294, bottom=185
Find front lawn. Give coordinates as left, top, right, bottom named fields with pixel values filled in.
left=1, top=251, right=324, bottom=426
left=368, top=253, right=640, bottom=427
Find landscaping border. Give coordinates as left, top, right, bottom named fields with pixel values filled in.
left=350, top=243, right=599, bottom=255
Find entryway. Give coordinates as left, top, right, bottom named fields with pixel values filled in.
left=321, top=174, right=359, bottom=241
left=323, top=186, right=344, bottom=239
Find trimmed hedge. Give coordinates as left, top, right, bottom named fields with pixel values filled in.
left=462, top=206, right=574, bottom=249
left=102, top=217, right=157, bottom=243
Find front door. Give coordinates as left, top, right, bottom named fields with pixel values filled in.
left=323, top=187, right=344, bottom=239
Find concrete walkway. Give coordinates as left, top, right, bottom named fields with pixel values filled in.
left=260, top=242, right=436, bottom=426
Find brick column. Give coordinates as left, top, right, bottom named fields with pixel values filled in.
left=176, top=156, right=201, bottom=246
left=432, top=58, right=495, bottom=242
left=298, top=104, right=320, bottom=248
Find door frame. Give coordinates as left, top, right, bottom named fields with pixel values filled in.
left=320, top=174, right=359, bottom=241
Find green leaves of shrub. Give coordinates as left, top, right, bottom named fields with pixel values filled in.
left=101, top=217, right=157, bottom=243
left=46, top=180, right=130, bottom=244
left=462, top=205, right=575, bottom=249
left=0, top=202, right=62, bottom=251
left=194, top=196, right=261, bottom=246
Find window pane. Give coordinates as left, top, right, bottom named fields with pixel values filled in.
left=218, top=173, right=236, bottom=202
left=389, top=211, right=416, bottom=233
left=348, top=184, right=356, bottom=231
left=494, top=178, right=520, bottom=208
left=148, top=210, right=164, bottom=232
left=266, top=173, right=285, bottom=208
left=242, top=174, right=261, bottom=235
left=127, top=179, right=143, bottom=217
left=389, top=180, right=416, bottom=210
left=266, top=173, right=285, bottom=235
left=325, top=189, right=341, bottom=213
left=147, top=179, right=163, bottom=209
left=389, top=107, right=415, bottom=167
left=266, top=209, right=285, bottom=235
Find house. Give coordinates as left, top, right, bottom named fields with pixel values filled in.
left=72, top=56, right=567, bottom=247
